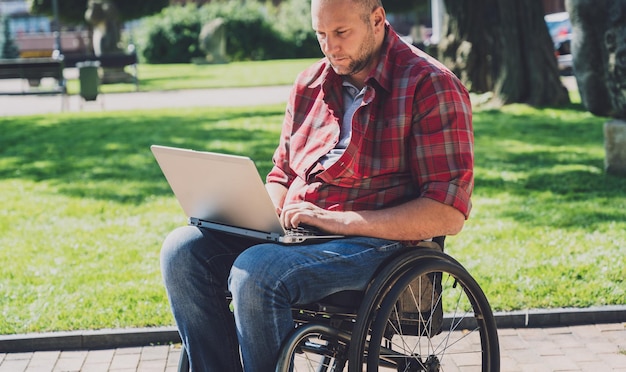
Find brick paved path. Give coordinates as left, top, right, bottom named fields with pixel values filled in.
left=0, top=345, right=182, bottom=372
left=498, top=323, right=625, bottom=372
left=1, top=323, right=624, bottom=372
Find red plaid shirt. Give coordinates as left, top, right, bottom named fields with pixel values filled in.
left=267, top=26, right=474, bottom=218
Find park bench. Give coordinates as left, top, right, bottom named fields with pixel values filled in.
left=0, top=57, right=68, bottom=111
left=0, top=57, right=67, bottom=95
left=64, top=51, right=139, bottom=91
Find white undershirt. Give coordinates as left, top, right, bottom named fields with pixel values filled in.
left=319, top=80, right=366, bottom=168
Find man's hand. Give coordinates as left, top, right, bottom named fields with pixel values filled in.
left=280, top=202, right=345, bottom=234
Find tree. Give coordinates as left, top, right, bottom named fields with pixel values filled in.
left=0, top=15, right=21, bottom=59
left=437, top=0, right=570, bottom=107
left=28, top=0, right=168, bottom=25
left=565, top=0, right=626, bottom=176
left=383, top=0, right=420, bottom=13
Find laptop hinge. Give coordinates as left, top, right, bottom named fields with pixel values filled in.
left=188, top=217, right=282, bottom=242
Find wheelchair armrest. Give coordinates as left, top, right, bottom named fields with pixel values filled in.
left=413, top=240, right=444, bottom=251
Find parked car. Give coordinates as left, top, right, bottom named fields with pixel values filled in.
left=545, top=12, right=573, bottom=75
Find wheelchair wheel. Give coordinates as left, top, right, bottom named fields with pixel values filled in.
left=275, top=323, right=352, bottom=371
left=178, top=345, right=189, bottom=372
left=349, top=252, right=500, bottom=371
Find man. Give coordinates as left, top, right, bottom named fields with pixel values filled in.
left=160, top=0, right=473, bottom=370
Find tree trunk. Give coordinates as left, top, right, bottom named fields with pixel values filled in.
left=438, top=0, right=570, bottom=107
left=437, top=0, right=497, bottom=93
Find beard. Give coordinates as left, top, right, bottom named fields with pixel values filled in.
left=330, top=26, right=377, bottom=77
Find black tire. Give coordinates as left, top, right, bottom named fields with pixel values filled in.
left=178, top=345, right=190, bottom=372
left=349, top=252, right=500, bottom=371
left=275, top=323, right=352, bottom=372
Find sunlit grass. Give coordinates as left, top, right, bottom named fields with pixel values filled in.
left=452, top=103, right=626, bottom=311
left=0, top=106, right=284, bottom=334
left=1, top=97, right=624, bottom=335
left=64, top=59, right=317, bottom=94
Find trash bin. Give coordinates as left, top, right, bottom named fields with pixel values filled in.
left=76, top=61, right=100, bottom=101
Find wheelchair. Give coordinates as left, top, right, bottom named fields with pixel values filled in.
left=178, top=237, right=500, bottom=371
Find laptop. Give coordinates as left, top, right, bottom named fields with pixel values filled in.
left=151, top=145, right=344, bottom=244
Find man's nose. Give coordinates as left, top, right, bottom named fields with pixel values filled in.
left=322, top=35, right=340, bottom=55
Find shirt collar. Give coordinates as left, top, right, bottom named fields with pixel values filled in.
left=366, top=22, right=396, bottom=94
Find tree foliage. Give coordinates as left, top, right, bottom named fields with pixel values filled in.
left=137, top=1, right=321, bottom=64
left=383, top=0, right=421, bottom=13
left=1, top=15, right=20, bottom=59
left=438, top=0, right=569, bottom=107
left=28, top=0, right=168, bottom=24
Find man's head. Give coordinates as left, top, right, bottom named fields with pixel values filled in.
left=311, top=0, right=386, bottom=88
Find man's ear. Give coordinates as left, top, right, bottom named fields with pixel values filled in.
left=371, top=6, right=386, bottom=30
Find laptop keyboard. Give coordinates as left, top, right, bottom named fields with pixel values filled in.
left=286, top=225, right=322, bottom=237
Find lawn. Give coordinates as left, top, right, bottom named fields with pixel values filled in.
left=1, top=91, right=625, bottom=335
left=65, top=59, right=318, bottom=95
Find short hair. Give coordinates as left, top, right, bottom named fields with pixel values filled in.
left=353, top=0, right=383, bottom=10
left=352, top=0, right=383, bottom=23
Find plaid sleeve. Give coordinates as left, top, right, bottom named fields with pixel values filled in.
left=411, top=71, right=474, bottom=218
left=266, top=89, right=295, bottom=187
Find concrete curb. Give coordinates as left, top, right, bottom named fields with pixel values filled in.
left=1, top=306, right=625, bottom=353
left=492, top=304, right=626, bottom=328
left=0, top=327, right=179, bottom=353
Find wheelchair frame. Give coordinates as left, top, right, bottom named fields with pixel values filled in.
left=178, top=238, right=500, bottom=372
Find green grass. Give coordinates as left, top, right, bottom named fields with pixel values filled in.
left=65, top=59, right=317, bottom=95
left=1, top=97, right=625, bottom=335
left=456, top=104, right=626, bottom=310
left=0, top=106, right=283, bottom=334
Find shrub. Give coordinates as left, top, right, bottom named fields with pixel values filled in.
left=0, top=15, right=20, bottom=59
left=136, top=0, right=321, bottom=64
left=269, top=0, right=321, bottom=58
left=137, top=5, right=204, bottom=64
left=198, top=2, right=292, bottom=61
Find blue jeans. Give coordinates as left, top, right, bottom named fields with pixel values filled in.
left=160, top=225, right=404, bottom=372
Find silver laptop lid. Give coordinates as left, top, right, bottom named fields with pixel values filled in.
left=151, top=145, right=286, bottom=236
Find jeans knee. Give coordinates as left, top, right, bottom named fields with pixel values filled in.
left=228, top=245, right=285, bottom=305
left=160, top=225, right=204, bottom=280
left=229, top=250, right=259, bottom=295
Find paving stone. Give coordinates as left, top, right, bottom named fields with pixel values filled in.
left=53, top=352, right=86, bottom=372
left=563, top=347, right=602, bottom=363
left=136, top=359, right=166, bottom=372
left=603, top=353, right=626, bottom=368
left=139, top=345, right=169, bottom=361
left=84, top=349, right=114, bottom=365
left=579, top=361, right=615, bottom=372
left=80, top=364, right=109, bottom=372
left=2, top=322, right=626, bottom=371
left=108, top=352, right=139, bottom=371
left=0, top=358, right=29, bottom=372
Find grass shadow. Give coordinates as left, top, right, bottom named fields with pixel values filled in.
left=0, top=106, right=284, bottom=204
left=472, top=105, right=626, bottom=230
